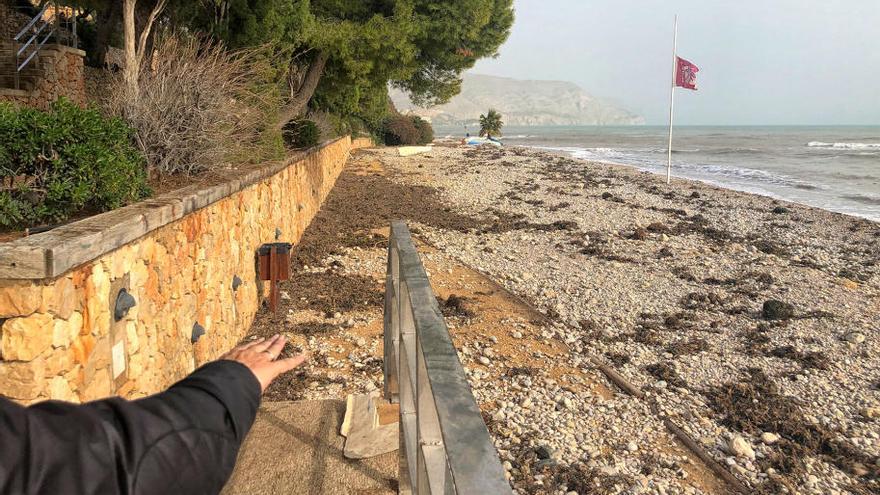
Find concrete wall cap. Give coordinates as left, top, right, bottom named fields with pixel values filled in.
left=0, top=88, right=29, bottom=97
left=39, top=44, right=87, bottom=57
left=0, top=137, right=350, bottom=280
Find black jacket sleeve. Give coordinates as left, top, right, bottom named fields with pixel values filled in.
left=0, top=359, right=261, bottom=495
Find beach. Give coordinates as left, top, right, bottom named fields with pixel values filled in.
left=254, top=144, right=878, bottom=494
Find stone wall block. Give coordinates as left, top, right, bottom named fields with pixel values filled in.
left=108, top=244, right=135, bottom=280
left=1, top=313, right=55, bottom=361
left=48, top=375, right=78, bottom=402
left=125, top=321, right=139, bottom=353
left=0, top=358, right=46, bottom=400
left=52, top=319, right=71, bottom=349
left=44, top=348, right=74, bottom=378
left=40, top=276, right=78, bottom=319
left=83, top=264, right=111, bottom=337
left=78, top=367, right=111, bottom=402
left=71, top=333, right=96, bottom=365
left=0, top=283, right=42, bottom=318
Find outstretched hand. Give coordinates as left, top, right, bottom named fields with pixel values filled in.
left=221, top=334, right=308, bottom=392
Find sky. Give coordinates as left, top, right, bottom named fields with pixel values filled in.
left=471, top=0, right=880, bottom=125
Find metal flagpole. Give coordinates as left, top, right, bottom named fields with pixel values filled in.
left=666, top=15, right=678, bottom=185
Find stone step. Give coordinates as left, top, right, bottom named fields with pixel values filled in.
left=340, top=391, right=399, bottom=459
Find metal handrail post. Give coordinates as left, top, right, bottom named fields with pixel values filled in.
left=54, top=2, right=62, bottom=46
left=384, top=239, right=400, bottom=403
left=71, top=7, right=77, bottom=49
left=13, top=40, right=20, bottom=90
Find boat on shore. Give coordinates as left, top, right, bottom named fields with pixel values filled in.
left=465, top=136, right=503, bottom=147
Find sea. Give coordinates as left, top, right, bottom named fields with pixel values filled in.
left=439, top=125, right=880, bottom=222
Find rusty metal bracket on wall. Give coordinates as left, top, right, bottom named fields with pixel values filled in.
left=257, top=242, right=292, bottom=313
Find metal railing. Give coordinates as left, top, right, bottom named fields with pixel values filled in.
left=383, top=221, right=512, bottom=495
left=11, top=2, right=78, bottom=89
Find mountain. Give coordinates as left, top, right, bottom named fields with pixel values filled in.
left=390, top=73, right=644, bottom=126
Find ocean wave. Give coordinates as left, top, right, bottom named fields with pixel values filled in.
left=666, top=147, right=764, bottom=155
left=827, top=173, right=879, bottom=180
left=501, top=135, right=535, bottom=140
left=807, top=141, right=880, bottom=150
left=683, top=163, right=824, bottom=190
left=707, top=147, right=763, bottom=155
left=842, top=194, right=880, bottom=206
left=536, top=145, right=826, bottom=192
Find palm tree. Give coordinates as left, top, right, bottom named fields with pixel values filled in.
left=479, top=109, right=503, bottom=138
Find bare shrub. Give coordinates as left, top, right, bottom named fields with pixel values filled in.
left=109, top=35, right=280, bottom=175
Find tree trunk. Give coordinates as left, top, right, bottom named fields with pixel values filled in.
left=122, top=0, right=167, bottom=99
left=122, top=0, right=138, bottom=99
left=276, top=51, right=328, bottom=128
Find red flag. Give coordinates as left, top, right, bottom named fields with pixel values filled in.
left=675, top=56, right=699, bottom=90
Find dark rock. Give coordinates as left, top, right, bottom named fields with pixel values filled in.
left=535, top=444, right=554, bottom=460
left=763, top=300, right=795, bottom=320
left=630, top=228, right=648, bottom=240
left=690, top=191, right=701, bottom=199
left=753, top=240, right=789, bottom=256
left=772, top=206, right=789, bottom=214
left=535, top=458, right=558, bottom=470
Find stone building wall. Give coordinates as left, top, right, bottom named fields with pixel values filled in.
left=28, top=46, right=87, bottom=107
left=0, top=137, right=372, bottom=404
left=0, top=45, right=86, bottom=109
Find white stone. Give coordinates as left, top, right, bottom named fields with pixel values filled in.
left=862, top=407, right=880, bottom=419
left=728, top=435, right=755, bottom=460
left=760, top=432, right=780, bottom=445
left=845, top=332, right=866, bottom=344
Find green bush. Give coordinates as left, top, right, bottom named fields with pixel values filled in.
left=381, top=115, right=434, bottom=146
left=0, top=99, right=149, bottom=229
left=381, top=115, right=419, bottom=146
left=282, top=119, right=322, bottom=149
left=410, top=116, right=434, bottom=145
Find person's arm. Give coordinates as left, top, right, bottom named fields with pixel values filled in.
left=0, top=334, right=305, bottom=495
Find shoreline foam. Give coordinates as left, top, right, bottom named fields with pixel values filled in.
left=523, top=144, right=880, bottom=223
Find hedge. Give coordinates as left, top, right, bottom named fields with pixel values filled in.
left=0, top=99, right=149, bottom=229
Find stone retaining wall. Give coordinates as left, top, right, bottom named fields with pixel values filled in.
left=0, top=137, right=372, bottom=404
left=0, top=45, right=86, bottom=110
